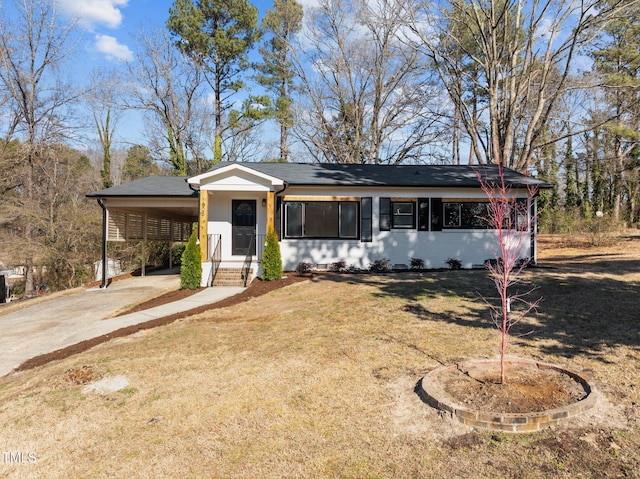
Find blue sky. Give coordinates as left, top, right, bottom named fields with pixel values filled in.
left=57, top=0, right=318, bottom=65
left=48, top=0, right=318, bottom=153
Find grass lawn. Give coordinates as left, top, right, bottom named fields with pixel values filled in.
left=0, top=233, right=639, bottom=478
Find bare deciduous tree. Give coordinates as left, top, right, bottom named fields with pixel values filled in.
left=0, top=0, right=81, bottom=292
left=86, top=69, right=125, bottom=188
left=294, top=0, right=448, bottom=164
left=405, top=0, right=638, bottom=172
left=477, top=164, right=541, bottom=383
left=124, top=29, right=211, bottom=175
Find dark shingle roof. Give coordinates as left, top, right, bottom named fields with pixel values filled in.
left=211, top=162, right=551, bottom=189
left=87, top=176, right=197, bottom=198
left=88, top=163, right=551, bottom=198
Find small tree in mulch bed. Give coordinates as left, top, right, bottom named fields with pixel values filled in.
left=261, top=227, right=283, bottom=281
left=180, top=224, right=202, bottom=290
left=477, top=165, right=542, bottom=384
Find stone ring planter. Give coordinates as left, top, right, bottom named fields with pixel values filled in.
left=420, top=358, right=599, bottom=433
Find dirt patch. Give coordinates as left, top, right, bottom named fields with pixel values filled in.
left=438, top=362, right=588, bottom=413
left=15, top=275, right=309, bottom=373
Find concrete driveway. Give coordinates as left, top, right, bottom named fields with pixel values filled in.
left=0, top=270, right=243, bottom=377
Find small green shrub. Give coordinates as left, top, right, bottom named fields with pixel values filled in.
left=261, top=227, right=283, bottom=281
left=295, top=262, right=313, bottom=274
left=180, top=225, right=202, bottom=290
left=445, top=258, right=462, bottom=270
left=410, top=257, right=425, bottom=270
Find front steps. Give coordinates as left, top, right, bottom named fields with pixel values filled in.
left=212, top=267, right=253, bottom=287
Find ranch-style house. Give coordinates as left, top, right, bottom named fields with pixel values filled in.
left=88, top=162, right=551, bottom=287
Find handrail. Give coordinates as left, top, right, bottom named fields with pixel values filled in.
left=208, top=234, right=222, bottom=287
left=241, top=233, right=256, bottom=287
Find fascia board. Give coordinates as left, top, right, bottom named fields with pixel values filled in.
left=188, top=164, right=285, bottom=188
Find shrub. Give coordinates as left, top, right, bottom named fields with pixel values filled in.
left=410, top=257, right=425, bottom=270
left=369, top=258, right=390, bottom=273
left=261, top=227, right=283, bottom=281
left=328, top=260, right=346, bottom=272
left=172, top=243, right=186, bottom=266
left=296, top=261, right=313, bottom=274
left=484, top=258, right=503, bottom=269
left=445, top=257, right=462, bottom=270
left=180, top=224, right=202, bottom=290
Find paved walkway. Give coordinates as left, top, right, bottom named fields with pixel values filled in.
left=0, top=270, right=243, bottom=377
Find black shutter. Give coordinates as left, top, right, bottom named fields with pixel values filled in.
left=361, top=197, right=372, bottom=242
left=431, top=198, right=443, bottom=231
left=379, top=197, right=391, bottom=231
left=418, top=198, right=429, bottom=231
left=275, top=197, right=282, bottom=238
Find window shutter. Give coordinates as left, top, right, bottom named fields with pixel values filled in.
left=431, top=198, right=443, bottom=231
left=418, top=198, right=429, bottom=231
left=275, top=197, right=282, bottom=238
left=361, top=197, right=372, bottom=242
left=379, top=197, right=391, bottom=231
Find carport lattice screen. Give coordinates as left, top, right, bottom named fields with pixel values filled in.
left=108, top=212, right=192, bottom=242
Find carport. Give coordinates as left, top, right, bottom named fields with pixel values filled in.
left=87, top=177, right=199, bottom=287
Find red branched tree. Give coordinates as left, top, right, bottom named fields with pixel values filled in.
left=477, top=165, right=542, bottom=384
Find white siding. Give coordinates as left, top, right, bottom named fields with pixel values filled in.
left=202, top=183, right=532, bottom=280
left=277, top=186, right=530, bottom=270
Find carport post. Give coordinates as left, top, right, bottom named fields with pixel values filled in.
left=98, top=198, right=108, bottom=288
left=141, top=214, right=147, bottom=276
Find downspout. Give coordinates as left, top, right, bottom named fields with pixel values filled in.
left=274, top=182, right=288, bottom=235
left=275, top=182, right=288, bottom=197
left=97, top=198, right=108, bottom=288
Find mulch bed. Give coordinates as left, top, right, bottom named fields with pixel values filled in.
left=15, top=275, right=309, bottom=373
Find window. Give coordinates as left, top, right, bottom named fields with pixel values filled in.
left=380, top=198, right=423, bottom=230
left=444, top=202, right=490, bottom=228
left=393, top=202, right=415, bottom=228
left=442, top=200, right=528, bottom=229
left=444, top=203, right=461, bottom=227
left=283, top=201, right=360, bottom=239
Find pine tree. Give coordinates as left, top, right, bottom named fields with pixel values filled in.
left=254, top=0, right=303, bottom=162
left=167, top=0, right=261, bottom=163
left=564, top=137, right=578, bottom=209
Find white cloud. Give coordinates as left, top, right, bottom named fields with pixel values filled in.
left=94, top=34, right=133, bottom=61
left=59, top=0, right=128, bottom=30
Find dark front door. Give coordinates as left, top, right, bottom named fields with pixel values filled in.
left=232, top=200, right=256, bottom=255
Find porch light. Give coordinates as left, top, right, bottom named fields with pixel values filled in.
left=262, top=198, right=267, bottom=207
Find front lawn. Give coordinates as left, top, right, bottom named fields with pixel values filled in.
left=1, top=234, right=639, bottom=478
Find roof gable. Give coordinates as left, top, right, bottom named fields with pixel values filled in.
left=188, top=163, right=285, bottom=190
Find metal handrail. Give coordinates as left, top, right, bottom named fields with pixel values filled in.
left=241, top=233, right=256, bottom=287
left=208, top=234, right=222, bottom=287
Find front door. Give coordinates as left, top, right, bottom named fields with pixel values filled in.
left=232, top=200, right=256, bottom=255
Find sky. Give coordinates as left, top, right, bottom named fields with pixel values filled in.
left=47, top=0, right=319, bottom=153
left=55, top=0, right=319, bottom=66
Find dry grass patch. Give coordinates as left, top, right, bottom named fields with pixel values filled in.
left=1, top=234, right=640, bottom=478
